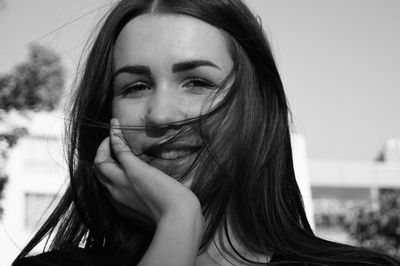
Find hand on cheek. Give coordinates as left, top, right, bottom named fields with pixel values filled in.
left=93, top=118, right=202, bottom=227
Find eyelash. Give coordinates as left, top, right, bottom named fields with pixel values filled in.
left=120, top=82, right=151, bottom=97
left=120, top=77, right=216, bottom=97
left=184, top=77, right=216, bottom=92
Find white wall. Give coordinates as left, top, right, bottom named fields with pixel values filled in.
left=291, top=134, right=315, bottom=229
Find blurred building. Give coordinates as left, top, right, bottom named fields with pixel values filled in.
left=310, top=139, right=400, bottom=242
left=376, top=139, right=400, bottom=162
left=311, top=139, right=400, bottom=203
left=0, top=112, right=66, bottom=266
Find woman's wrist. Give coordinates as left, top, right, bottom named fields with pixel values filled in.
left=138, top=208, right=204, bottom=266
left=159, top=207, right=205, bottom=242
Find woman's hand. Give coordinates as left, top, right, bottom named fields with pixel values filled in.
left=94, top=118, right=204, bottom=265
left=94, top=118, right=202, bottom=225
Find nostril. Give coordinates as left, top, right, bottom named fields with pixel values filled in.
left=144, top=126, right=169, bottom=138
left=144, top=110, right=174, bottom=127
left=144, top=123, right=183, bottom=138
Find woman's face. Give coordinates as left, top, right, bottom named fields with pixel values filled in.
left=112, top=14, right=233, bottom=181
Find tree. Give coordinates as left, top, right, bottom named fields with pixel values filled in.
left=0, top=44, right=64, bottom=111
left=344, top=189, right=400, bottom=259
left=0, top=43, right=64, bottom=218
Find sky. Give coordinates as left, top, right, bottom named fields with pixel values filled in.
left=0, top=0, right=399, bottom=161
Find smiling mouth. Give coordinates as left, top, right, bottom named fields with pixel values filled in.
left=145, top=146, right=202, bottom=160
left=140, top=142, right=204, bottom=179
left=146, top=147, right=201, bottom=160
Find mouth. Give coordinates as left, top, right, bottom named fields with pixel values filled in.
left=145, top=146, right=201, bottom=160
left=143, top=140, right=203, bottom=160
left=139, top=142, right=203, bottom=179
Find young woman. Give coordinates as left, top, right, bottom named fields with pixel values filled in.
left=13, top=0, right=400, bottom=265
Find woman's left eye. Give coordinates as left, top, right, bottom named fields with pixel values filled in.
left=184, top=78, right=216, bottom=92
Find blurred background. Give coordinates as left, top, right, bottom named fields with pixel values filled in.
left=0, top=0, right=399, bottom=265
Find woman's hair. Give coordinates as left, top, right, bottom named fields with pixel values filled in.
left=15, top=0, right=399, bottom=265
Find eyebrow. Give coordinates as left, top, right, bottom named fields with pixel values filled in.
left=113, top=59, right=220, bottom=79
left=172, top=60, right=220, bottom=72
left=113, top=65, right=151, bottom=79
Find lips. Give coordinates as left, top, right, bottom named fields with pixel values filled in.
left=145, top=143, right=202, bottom=161
left=139, top=141, right=203, bottom=178
left=147, top=147, right=200, bottom=160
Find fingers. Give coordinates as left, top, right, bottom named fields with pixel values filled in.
left=110, top=118, right=162, bottom=179
left=94, top=136, right=126, bottom=185
left=110, top=118, right=137, bottom=168
left=95, top=118, right=200, bottom=224
left=94, top=121, right=158, bottom=221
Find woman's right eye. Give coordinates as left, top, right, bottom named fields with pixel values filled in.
left=121, top=82, right=151, bottom=98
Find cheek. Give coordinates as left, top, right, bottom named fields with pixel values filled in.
left=112, top=99, right=144, bottom=125
left=196, top=91, right=229, bottom=115
left=121, top=130, right=144, bottom=154
left=183, top=93, right=224, bottom=117
left=112, top=99, right=145, bottom=152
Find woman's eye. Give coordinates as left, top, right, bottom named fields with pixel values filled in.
left=184, top=78, right=216, bottom=93
left=121, top=82, right=151, bottom=97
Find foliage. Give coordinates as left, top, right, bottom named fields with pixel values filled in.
left=0, top=43, right=64, bottom=111
left=313, top=198, right=366, bottom=228
left=0, top=175, right=7, bottom=218
left=0, top=43, right=64, bottom=218
left=344, top=189, right=400, bottom=260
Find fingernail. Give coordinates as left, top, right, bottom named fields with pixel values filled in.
left=110, top=118, right=120, bottom=137
left=110, top=118, right=117, bottom=136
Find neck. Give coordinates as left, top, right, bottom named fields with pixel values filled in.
left=196, top=222, right=273, bottom=266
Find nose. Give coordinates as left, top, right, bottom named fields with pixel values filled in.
left=144, top=89, right=185, bottom=128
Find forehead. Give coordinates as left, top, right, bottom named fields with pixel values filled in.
left=113, top=14, right=232, bottom=70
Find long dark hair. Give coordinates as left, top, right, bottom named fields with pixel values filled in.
left=15, top=0, right=399, bottom=265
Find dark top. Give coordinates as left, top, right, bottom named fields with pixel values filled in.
left=12, top=249, right=307, bottom=266
left=12, top=248, right=388, bottom=266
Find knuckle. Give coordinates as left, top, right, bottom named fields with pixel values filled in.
left=113, top=148, right=131, bottom=158
left=113, top=141, right=128, bottom=152
left=93, top=158, right=112, bottom=170
left=93, top=157, right=105, bottom=166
